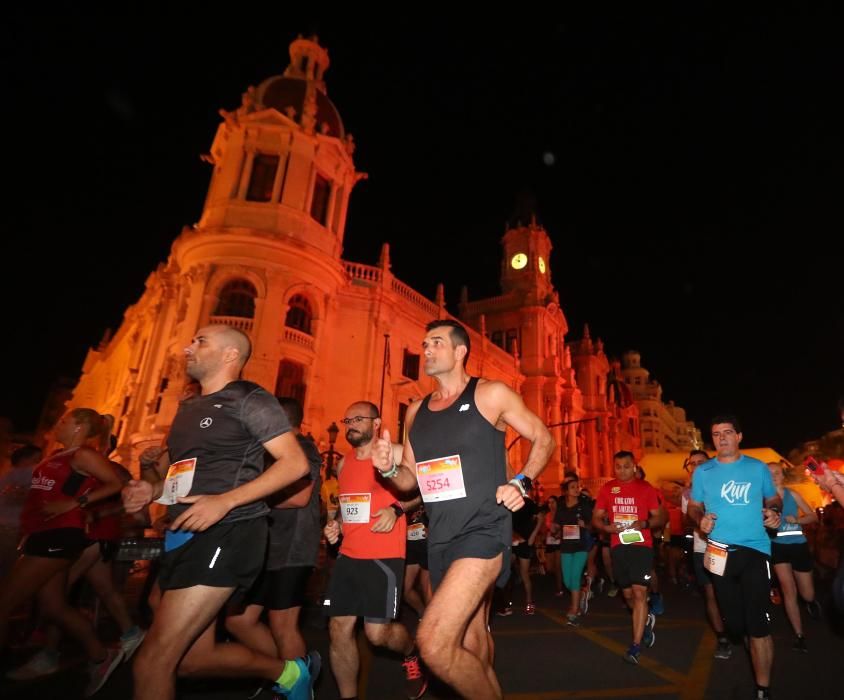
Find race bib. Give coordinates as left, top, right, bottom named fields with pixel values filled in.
left=339, top=493, right=371, bottom=524
left=563, top=525, right=581, bottom=540
left=619, top=528, right=645, bottom=545
left=407, top=523, right=427, bottom=541
left=704, top=539, right=729, bottom=576
left=155, top=458, right=197, bottom=505
left=416, top=455, right=467, bottom=503
left=613, top=513, right=636, bottom=529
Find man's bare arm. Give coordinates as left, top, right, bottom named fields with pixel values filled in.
left=371, top=402, right=421, bottom=493
left=483, top=381, right=555, bottom=481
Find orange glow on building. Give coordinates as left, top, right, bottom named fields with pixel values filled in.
left=66, top=36, right=697, bottom=493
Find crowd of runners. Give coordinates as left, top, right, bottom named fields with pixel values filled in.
left=1, top=321, right=842, bottom=700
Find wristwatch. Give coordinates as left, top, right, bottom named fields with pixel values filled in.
left=390, top=502, right=404, bottom=517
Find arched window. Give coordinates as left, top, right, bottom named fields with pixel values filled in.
left=214, top=279, right=257, bottom=318
left=276, top=359, right=306, bottom=405
left=285, top=294, right=313, bottom=334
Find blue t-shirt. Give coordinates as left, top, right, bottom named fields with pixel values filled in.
left=773, top=488, right=807, bottom=545
left=691, top=455, right=776, bottom=555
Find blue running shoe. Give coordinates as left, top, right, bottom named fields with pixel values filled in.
left=648, top=593, right=664, bottom=616
left=643, top=613, right=656, bottom=648
left=273, top=651, right=321, bottom=700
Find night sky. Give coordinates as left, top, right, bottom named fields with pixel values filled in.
left=5, top=8, right=842, bottom=454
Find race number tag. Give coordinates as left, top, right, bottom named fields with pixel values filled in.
left=563, top=525, right=581, bottom=540
left=407, top=523, right=427, bottom=541
left=619, top=528, right=645, bottom=545
left=155, top=458, right=197, bottom=505
left=613, top=513, right=636, bottom=529
left=416, top=455, right=467, bottom=503
left=704, top=539, right=729, bottom=576
left=339, top=493, right=371, bottom=523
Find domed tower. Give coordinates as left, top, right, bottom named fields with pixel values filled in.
left=196, top=35, right=362, bottom=257
left=158, top=35, right=365, bottom=426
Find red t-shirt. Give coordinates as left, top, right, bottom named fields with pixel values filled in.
left=666, top=501, right=683, bottom=536
left=595, top=478, right=660, bottom=548
left=338, top=450, right=406, bottom=560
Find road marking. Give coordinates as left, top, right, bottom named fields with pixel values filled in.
left=507, top=686, right=680, bottom=699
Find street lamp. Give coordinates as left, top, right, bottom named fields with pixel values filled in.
left=322, top=421, right=342, bottom=479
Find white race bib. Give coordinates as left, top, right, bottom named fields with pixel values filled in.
left=562, top=525, right=581, bottom=541
left=704, top=539, right=729, bottom=576
left=416, top=455, right=467, bottom=503
left=339, top=493, right=371, bottom=524
left=155, top=458, right=197, bottom=505
left=407, top=523, right=427, bottom=541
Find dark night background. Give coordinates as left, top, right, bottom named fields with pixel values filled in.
left=3, top=7, right=842, bottom=453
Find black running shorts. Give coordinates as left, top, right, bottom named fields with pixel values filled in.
left=406, top=540, right=429, bottom=570
left=770, top=541, right=812, bottom=573
left=158, top=518, right=268, bottom=592
left=248, top=565, right=313, bottom=610
left=710, top=545, right=772, bottom=638
left=24, top=528, right=88, bottom=560
left=323, top=555, right=404, bottom=622
left=428, top=530, right=510, bottom=591
left=610, top=544, right=654, bottom=589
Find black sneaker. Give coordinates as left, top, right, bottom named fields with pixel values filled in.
left=714, top=639, right=732, bottom=660
left=792, top=635, right=808, bottom=653
left=805, top=600, right=822, bottom=620
left=402, top=653, right=428, bottom=700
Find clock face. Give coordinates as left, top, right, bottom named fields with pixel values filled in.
left=511, top=253, right=528, bottom=270
left=538, top=256, right=546, bottom=274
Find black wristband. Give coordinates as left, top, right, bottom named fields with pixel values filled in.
left=390, top=502, right=404, bottom=517
left=515, top=473, right=533, bottom=493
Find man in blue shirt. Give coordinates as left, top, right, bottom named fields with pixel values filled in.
left=687, top=415, right=781, bottom=700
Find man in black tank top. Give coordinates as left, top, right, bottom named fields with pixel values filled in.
left=371, top=320, right=554, bottom=699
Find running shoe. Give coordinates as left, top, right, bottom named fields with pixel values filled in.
left=84, top=648, right=124, bottom=697
left=402, top=652, right=428, bottom=699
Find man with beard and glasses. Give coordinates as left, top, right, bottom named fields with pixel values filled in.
left=323, top=401, right=427, bottom=700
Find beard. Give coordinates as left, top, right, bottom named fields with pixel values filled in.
left=345, top=428, right=372, bottom=447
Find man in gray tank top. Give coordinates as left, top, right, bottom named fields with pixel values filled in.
left=371, top=320, right=554, bottom=700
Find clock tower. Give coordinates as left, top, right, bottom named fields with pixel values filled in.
left=501, top=214, right=554, bottom=304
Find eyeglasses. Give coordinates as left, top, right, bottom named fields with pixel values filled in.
left=340, top=416, right=376, bottom=425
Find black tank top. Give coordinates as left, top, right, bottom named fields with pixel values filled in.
left=409, top=377, right=511, bottom=548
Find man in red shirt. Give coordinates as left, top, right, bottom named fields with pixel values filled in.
left=323, top=401, right=426, bottom=700
left=593, top=451, right=664, bottom=664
